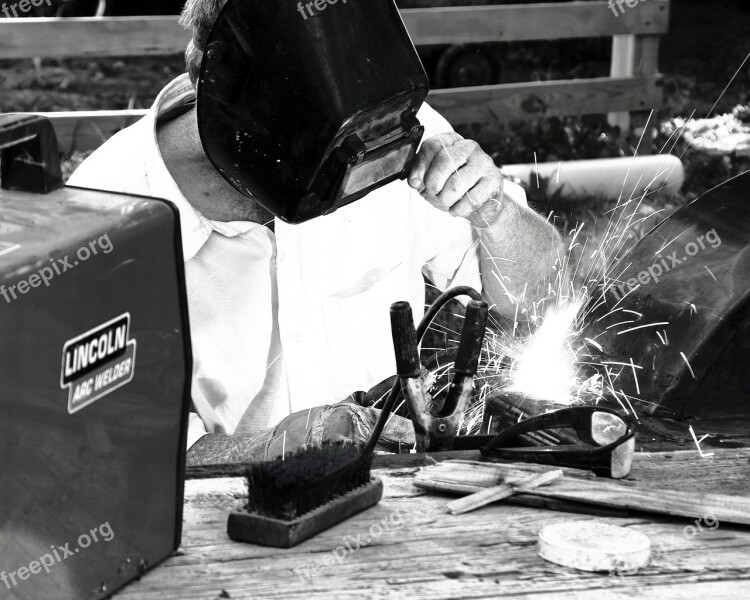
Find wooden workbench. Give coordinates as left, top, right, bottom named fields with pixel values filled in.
left=116, top=449, right=750, bottom=599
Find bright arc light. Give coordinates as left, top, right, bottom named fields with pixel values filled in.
left=509, top=301, right=582, bottom=403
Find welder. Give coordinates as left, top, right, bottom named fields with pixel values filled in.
left=67, top=0, right=563, bottom=465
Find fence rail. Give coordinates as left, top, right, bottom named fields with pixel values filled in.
left=0, top=1, right=671, bottom=153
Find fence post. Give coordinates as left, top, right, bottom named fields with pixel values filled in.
left=608, top=33, right=661, bottom=153
left=608, top=34, right=636, bottom=133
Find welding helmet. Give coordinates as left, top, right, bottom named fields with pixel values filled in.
left=197, top=0, right=430, bottom=224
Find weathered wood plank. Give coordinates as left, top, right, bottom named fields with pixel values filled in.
left=416, top=459, right=750, bottom=524
left=37, top=75, right=662, bottom=154
left=428, top=75, right=663, bottom=125
left=0, top=16, right=189, bottom=59
left=608, top=34, right=663, bottom=141
left=0, top=2, right=671, bottom=60
left=113, top=449, right=750, bottom=599
left=402, top=1, right=670, bottom=45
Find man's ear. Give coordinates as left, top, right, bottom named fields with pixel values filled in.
left=185, top=39, right=204, bottom=87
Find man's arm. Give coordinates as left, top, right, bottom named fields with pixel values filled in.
left=409, top=132, right=563, bottom=319
left=476, top=191, right=562, bottom=318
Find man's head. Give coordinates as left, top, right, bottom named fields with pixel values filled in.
left=184, top=0, right=429, bottom=222
left=179, top=0, right=227, bottom=85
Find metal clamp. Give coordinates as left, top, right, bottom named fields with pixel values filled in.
left=390, top=299, right=488, bottom=452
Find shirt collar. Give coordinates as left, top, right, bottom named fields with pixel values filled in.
left=144, top=74, right=270, bottom=261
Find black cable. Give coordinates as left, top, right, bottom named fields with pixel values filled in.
left=362, top=286, right=483, bottom=456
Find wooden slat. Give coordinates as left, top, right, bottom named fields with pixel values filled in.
left=428, top=75, right=662, bottom=125
left=607, top=34, right=663, bottom=138
left=416, top=460, right=750, bottom=525
left=608, top=34, right=638, bottom=132
left=402, top=1, right=670, bottom=45
left=0, top=1, right=671, bottom=59
left=0, top=16, right=188, bottom=59
left=37, top=74, right=661, bottom=152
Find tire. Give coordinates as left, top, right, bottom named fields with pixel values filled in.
left=54, top=0, right=110, bottom=17
left=436, top=44, right=498, bottom=89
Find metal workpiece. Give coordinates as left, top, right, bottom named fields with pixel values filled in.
left=581, top=171, right=750, bottom=420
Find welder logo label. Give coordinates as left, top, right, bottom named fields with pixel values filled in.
left=60, top=313, right=137, bottom=414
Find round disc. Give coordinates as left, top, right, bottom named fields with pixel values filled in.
left=538, top=521, right=652, bottom=573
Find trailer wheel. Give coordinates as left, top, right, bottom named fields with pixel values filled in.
left=54, top=0, right=110, bottom=16
left=436, top=44, right=497, bottom=88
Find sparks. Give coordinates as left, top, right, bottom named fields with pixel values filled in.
left=680, top=352, right=696, bottom=379
left=446, top=91, right=716, bottom=431
left=689, top=425, right=715, bottom=458
left=508, top=301, right=581, bottom=403
left=616, top=322, right=670, bottom=335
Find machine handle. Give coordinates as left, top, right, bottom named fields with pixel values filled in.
left=0, top=114, right=63, bottom=194
left=390, top=301, right=421, bottom=378
left=454, top=300, right=489, bottom=376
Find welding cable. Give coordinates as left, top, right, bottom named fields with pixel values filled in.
left=362, top=285, right=483, bottom=456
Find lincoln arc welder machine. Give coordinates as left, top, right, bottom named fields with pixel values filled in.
left=0, top=114, right=192, bottom=600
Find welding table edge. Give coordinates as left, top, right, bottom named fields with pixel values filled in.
left=185, top=448, right=750, bottom=523
left=185, top=449, right=485, bottom=479
left=185, top=446, right=750, bottom=480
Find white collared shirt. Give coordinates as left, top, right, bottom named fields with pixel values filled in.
left=68, top=74, right=485, bottom=449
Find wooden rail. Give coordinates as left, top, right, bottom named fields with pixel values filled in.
left=0, top=1, right=671, bottom=153
left=0, top=3, right=669, bottom=58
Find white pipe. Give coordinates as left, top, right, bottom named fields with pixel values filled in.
left=502, top=155, right=685, bottom=201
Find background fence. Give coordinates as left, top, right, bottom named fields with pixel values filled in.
left=0, top=0, right=670, bottom=153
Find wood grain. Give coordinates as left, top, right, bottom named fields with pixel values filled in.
left=0, top=3, right=670, bottom=59
left=416, top=460, right=750, bottom=525
left=112, top=449, right=750, bottom=599
left=401, top=1, right=670, bottom=46
left=35, top=75, right=661, bottom=153
left=428, top=75, right=663, bottom=125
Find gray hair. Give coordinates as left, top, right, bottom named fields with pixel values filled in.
left=179, top=0, right=228, bottom=85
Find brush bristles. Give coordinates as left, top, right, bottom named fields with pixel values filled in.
left=244, top=442, right=373, bottom=520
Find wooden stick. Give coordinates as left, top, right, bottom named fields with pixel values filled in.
left=416, top=460, right=750, bottom=525
left=446, top=470, right=563, bottom=515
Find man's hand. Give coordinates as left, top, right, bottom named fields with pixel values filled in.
left=408, top=132, right=505, bottom=229
left=408, top=131, right=564, bottom=320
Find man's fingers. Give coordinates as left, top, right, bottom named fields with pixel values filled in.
left=423, top=139, right=483, bottom=199
left=448, top=175, right=505, bottom=228
left=434, top=147, right=496, bottom=209
left=408, top=132, right=463, bottom=190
